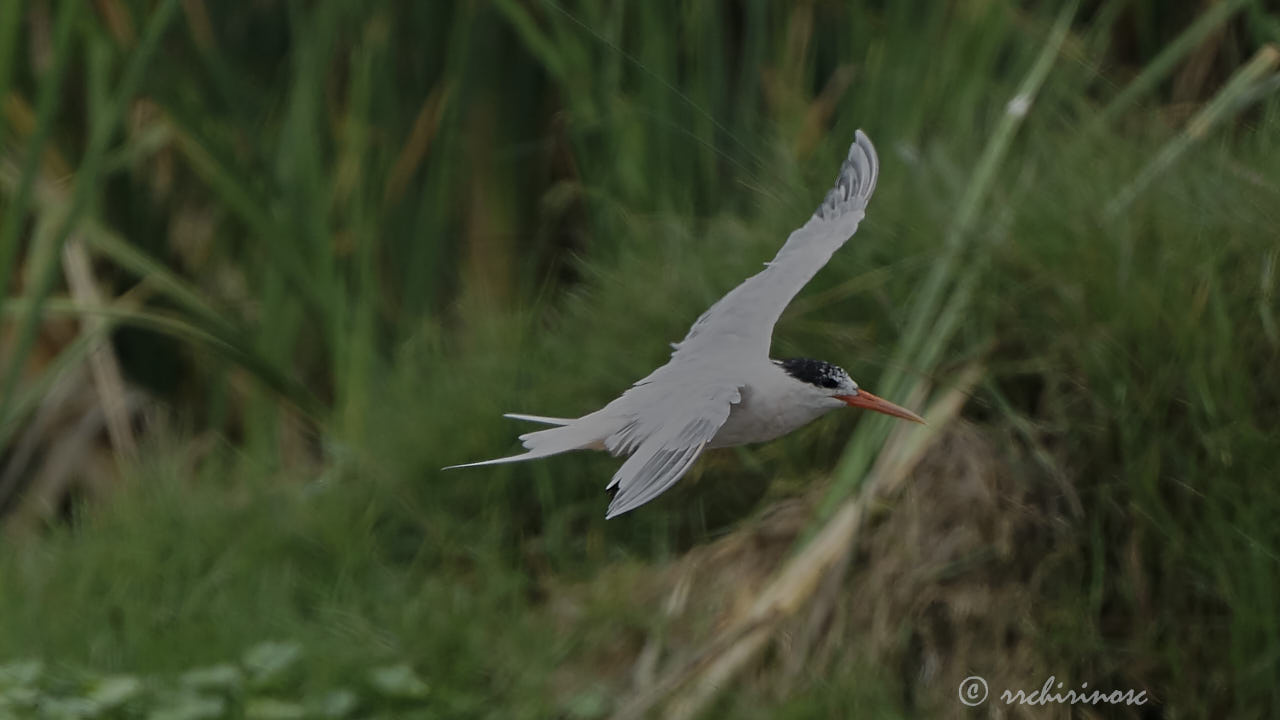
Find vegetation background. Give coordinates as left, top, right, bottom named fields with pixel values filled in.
left=1, top=0, right=1278, bottom=717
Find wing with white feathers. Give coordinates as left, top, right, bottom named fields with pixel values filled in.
left=602, top=371, right=742, bottom=519
left=671, top=130, right=879, bottom=361
left=446, top=131, right=880, bottom=520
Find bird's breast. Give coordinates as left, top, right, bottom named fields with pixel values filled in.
left=709, top=383, right=832, bottom=448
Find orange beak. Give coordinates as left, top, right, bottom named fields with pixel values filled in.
left=835, top=390, right=926, bottom=424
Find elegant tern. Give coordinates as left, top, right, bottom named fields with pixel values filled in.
left=447, top=131, right=923, bottom=518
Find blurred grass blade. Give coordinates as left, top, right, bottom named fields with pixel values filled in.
left=1261, top=248, right=1279, bottom=349
left=63, top=238, right=137, bottom=462
left=2, top=298, right=319, bottom=422
left=82, top=227, right=233, bottom=333
left=1088, top=0, right=1254, bottom=134
left=333, top=15, right=382, bottom=443
left=0, top=121, right=252, bottom=364
left=0, top=0, right=181, bottom=421
left=162, top=115, right=329, bottom=317
left=535, top=0, right=768, bottom=177
left=492, top=0, right=568, bottom=85
left=0, top=1, right=77, bottom=376
left=0, top=1, right=21, bottom=141
left=1106, top=44, right=1280, bottom=218
left=0, top=321, right=109, bottom=491
left=815, top=1, right=1078, bottom=523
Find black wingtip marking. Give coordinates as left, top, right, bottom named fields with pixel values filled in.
left=814, top=129, right=879, bottom=220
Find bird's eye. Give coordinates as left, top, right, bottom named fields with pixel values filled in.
left=822, top=377, right=840, bottom=389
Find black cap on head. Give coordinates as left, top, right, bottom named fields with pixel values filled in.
left=778, top=358, right=847, bottom=389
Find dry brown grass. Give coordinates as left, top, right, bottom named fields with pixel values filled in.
left=545, top=409, right=1115, bottom=718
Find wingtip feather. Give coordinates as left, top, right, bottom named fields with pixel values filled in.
left=814, top=129, right=879, bottom=220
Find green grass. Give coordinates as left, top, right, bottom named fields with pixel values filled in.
left=1, top=0, right=1279, bottom=717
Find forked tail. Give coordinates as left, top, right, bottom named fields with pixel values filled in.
left=442, top=412, right=609, bottom=469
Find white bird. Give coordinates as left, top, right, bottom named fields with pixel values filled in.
left=447, top=131, right=923, bottom=518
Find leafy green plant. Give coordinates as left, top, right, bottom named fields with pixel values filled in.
left=0, top=644, right=449, bottom=719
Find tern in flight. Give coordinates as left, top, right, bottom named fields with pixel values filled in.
left=447, top=131, right=923, bottom=518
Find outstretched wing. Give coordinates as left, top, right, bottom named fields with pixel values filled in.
left=670, top=131, right=879, bottom=362
left=601, top=368, right=742, bottom=519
